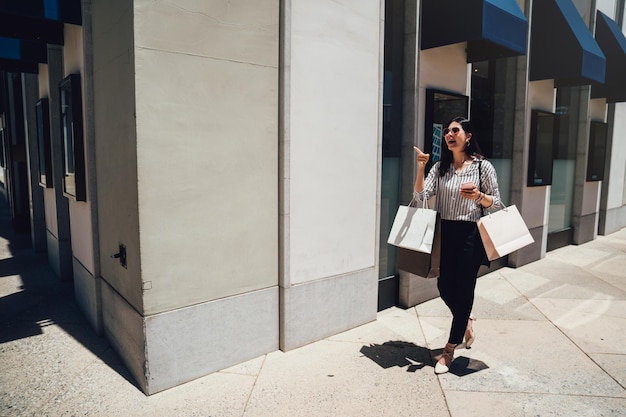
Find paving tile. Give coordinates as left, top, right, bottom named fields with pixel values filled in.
left=590, top=233, right=625, bottom=246
left=220, top=355, right=266, bottom=376
left=413, top=296, right=451, bottom=318
left=417, top=316, right=455, bottom=348
left=420, top=319, right=625, bottom=398
left=589, top=353, right=626, bottom=388
left=501, top=259, right=623, bottom=300
left=546, top=244, right=614, bottom=268
left=588, top=254, right=626, bottom=293
left=530, top=298, right=626, bottom=354
left=244, top=339, right=449, bottom=417
left=327, top=306, right=426, bottom=346
left=37, top=361, right=254, bottom=417
left=0, top=324, right=111, bottom=416
left=0, top=274, right=23, bottom=297
left=472, top=274, right=546, bottom=320
left=446, top=391, right=626, bottom=417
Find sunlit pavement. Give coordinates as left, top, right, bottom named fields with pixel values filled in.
left=1, top=191, right=625, bottom=416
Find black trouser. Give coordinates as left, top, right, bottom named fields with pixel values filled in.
left=438, top=219, right=486, bottom=345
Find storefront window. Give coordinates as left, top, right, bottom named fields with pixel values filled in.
left=59, top=73, right=86, bottom=201
left=548, top=87, right=581, bottom=233
left=36, top=99, right=53, bottom=188
left=471, top=59, right=517, bottom=205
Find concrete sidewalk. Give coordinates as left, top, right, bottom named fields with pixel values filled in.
left=1, top=201, right=625, bottom=416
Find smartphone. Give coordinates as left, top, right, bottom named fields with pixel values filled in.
left=460, top=182, right=474, bottom=190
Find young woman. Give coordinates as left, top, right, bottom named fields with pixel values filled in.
left=413, top=117, right=501, bottom=374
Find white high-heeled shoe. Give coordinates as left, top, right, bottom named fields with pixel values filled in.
left=434, top=343, right=456, bottom=374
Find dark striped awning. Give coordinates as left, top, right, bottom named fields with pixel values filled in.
left=0, top=0, right=81, bottom=73
left=530, top=0, right=606, bottom=86
left=591, top=11, right=626, bottom=102
left=421, top=0, right=528, bottom=63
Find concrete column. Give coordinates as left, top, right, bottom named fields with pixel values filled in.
left=509, top=0, right=544, bottom=267
left=70, top=0, right=103, bottom=335
left=46, top=45, right=73, bottom=281
left=598, top=103, right=616, bottom=234
left=21, top=73, right=47, bottom=253
left=401, top=0, right=418, bottom=205
left=396, top=0, right=440, bottom=307
left=95, top=0, right=280, bottom=394
left=571, top=86, right=600, bottom=244
left=279, top=0, right=381, bottom=350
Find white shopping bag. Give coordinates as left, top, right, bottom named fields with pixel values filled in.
left=477, top=205, right=534, bottom=261
left=387, top=200, right=437, bottom=254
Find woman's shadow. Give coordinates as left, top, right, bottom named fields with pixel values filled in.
left=360, top=340, right=488, bottom=376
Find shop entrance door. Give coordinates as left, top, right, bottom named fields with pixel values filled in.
left=547, top=88, right=579, bottom=250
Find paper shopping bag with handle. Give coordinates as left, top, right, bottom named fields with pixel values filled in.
left=396, top=214, right=441, bottom=278
left=477, top=205, right=534, bottom=261
left=387, top=200, right=437, bottom=254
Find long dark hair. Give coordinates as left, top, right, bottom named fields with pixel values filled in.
left=438, top=116, right=484, bottom=177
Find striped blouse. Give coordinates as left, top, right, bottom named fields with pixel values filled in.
left=414, top=158, right=501, bottom=222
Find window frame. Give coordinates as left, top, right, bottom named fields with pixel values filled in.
left=527, top=109, right=557, bottom=187
left=36, top=98, right=53, bottom=188
left=59, top=73, right=86, bottom=201
left=423, top=88, right=469, bottom=170
left=586, top=120, right=608, bottom=182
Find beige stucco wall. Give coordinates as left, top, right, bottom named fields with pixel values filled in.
left=283, top=0, right=381, bottom=285
left=63, top=24, right=84, bottom=74
left=590, top=98, right=607, bottom=120
left=417, top=43, right=470, bottom=152
left=419, top=44, right=469, bottom=97
left=63, top=24, right=95, bottom=274
left=37, top=65, right=59, bottom=238
left=92, top=0, right=143, bottom=312
left=133, top=0, right=279, bottom=314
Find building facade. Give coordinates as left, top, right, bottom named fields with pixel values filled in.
left=0, top=0, right=624, bottom=394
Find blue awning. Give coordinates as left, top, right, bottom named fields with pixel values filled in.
left=421, top=0, right=528, bottom=63
left=0, top=36, right=46, bottom=73
left=530, top=0, right=606, bottom=86
left=0, top=0, right=81, bottom=25
left=0, top=11, right=64, bottom=46
left=591, top=12, right=626, bottom=102
left=0, top=37, right=47, bottom=64
left=0, top=0, right=81, bottom=73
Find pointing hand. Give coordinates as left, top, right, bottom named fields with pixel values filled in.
left=414, top=147, right=430, bottom=168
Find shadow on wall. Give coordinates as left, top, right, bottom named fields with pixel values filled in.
left=0, top=188, right=139, bottom=391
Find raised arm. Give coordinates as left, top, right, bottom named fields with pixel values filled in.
left=413, top=146, right=430, bottom=193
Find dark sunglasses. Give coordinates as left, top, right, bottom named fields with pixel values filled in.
left=443, top=127, right=461, bottom=135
